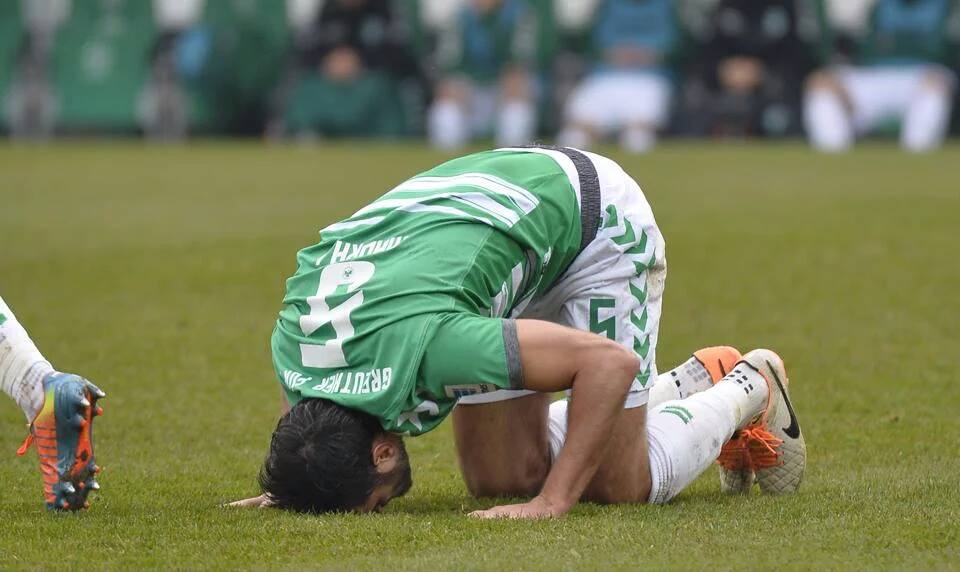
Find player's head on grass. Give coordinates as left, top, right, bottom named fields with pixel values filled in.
left=259, top=398, right=412, bottom=513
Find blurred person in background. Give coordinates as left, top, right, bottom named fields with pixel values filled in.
left=427, top=0, right=540, bottom=149
left=685, top=0, right=829, bottom=137
left=171, top=0, right=292, bottom=136
left=804, top=0, right=959, bottom=152
left=557, top=0, right=681, bottom=153
left=284, top=0, right=418, bottom=138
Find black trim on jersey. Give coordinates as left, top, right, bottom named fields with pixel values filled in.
left=524, top=145, right=602, bottom=259
left=502, top=319, right=524, bottom=389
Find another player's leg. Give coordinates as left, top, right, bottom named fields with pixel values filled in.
left=0, top=297, right=47, bottom=422
left=0, top=295, right=104, bottom=511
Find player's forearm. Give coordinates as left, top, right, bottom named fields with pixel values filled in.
left=537, top=368, right=633, bottom=513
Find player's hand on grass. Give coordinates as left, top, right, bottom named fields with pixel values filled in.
left=469, top=495, right=567, bottom=519
left=226, top=494, right=275, bottom=508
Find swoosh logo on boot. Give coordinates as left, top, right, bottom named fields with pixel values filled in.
left=767, top=360, right=800, bottom=439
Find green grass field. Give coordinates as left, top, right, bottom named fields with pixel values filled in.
left=1, top=142, right=958, bottom=570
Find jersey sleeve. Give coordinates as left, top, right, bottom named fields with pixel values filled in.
left=416, top=314, right=523, bottom=402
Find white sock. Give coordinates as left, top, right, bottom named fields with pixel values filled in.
left=902, top=86, right=952, bottom=152
left=0, top=297, right=53, bottom=421
left=619, top=127, right=656, bottom=154
left=804, top=89, right=853, bottom=152
left=547, top=398, right=568, bottom=462
left=547, top=357, right=718, bottom=460
left=647, top=365, right=768, bottom=504
left=428, top=100, right=469, bottom=150
left=647, top=356, right=716, bottom=408
left=496, top=100, right=535, bottom=147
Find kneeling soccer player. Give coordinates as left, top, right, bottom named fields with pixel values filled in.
left=1, top=296, right=105, bottom=510
left=233, top=146, right=806, bottom=517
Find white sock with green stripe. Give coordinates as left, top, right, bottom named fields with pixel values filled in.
left=647, top=369, right=768, bottom=504
left=546, top=359, right=718, bottom=460
left=0, top=297, right=53, bottom=421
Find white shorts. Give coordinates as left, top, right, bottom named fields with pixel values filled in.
left=459, top=146, right=666, bottom=409
left=565, top=71, right=673, bottom=133
left=837, top=64, right=957, bottom=133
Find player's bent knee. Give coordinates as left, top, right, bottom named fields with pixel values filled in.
left=462, top=450, right=550, bottom=499
left=585, top=482, right=652, bottom=505
left=583, top=452, right=653, bottom=505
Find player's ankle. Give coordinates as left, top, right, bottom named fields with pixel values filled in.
left=713, top=362, right=770, bottom=429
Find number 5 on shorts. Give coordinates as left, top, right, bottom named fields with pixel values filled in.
left=299, top=261, right=375, bottom=368
left=590, top=298, right=616, bottom=340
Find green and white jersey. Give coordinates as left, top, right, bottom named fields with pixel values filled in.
left=271, top=148, right=592, bottom=435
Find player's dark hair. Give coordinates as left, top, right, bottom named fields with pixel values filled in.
left=259, top=398, right=412, bottom=514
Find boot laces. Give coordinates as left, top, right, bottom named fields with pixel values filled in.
left=717, top=425, right=784, bottom=471
left=16, top=433, right=35, bottom=456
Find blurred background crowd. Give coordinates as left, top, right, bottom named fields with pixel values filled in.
left=2, top=0, right=959, bottom=152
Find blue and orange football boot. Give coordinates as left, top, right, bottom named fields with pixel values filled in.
left=16, top=373, right=105, bottom=511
